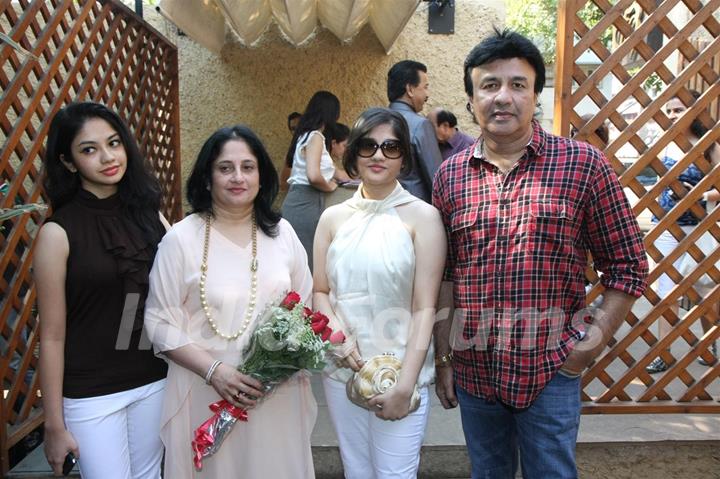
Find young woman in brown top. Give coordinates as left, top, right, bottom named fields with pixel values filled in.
left=35, top=102, right=168, bottom=478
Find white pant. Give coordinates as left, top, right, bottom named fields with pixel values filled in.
left=322, top=375, right=430, bottom=479
left=654, top=225, right=694, bottom=297
left=63, top=379, right=165, bottom=479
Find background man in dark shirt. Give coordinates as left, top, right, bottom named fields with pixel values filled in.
left=428, top=107, right=476, bottom=161
left=387, top=60, right=442, bottom=202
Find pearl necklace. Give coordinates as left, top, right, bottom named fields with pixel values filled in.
left=199, top=212, right=258, bottom=340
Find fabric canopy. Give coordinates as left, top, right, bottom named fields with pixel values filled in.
left=158, top=0, right=420, bottom=53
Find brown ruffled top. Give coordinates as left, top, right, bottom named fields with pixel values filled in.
left=47, top=189, right=167, bottom=398
left=94, top=197, right=156, bottom=332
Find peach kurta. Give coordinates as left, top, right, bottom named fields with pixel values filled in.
left=145, top=214, right=316, bottom=478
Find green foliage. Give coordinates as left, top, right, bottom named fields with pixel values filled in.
left=506, top=0, right=611, bottom=64
left=506, top=0, right=558, bottom=63
left=0, top=181, right=47, bottom=231
left=239, top=299, right=331, bottom=383
left=627, top=67, right=665, bottom=96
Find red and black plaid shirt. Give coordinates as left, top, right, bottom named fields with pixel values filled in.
left=432, top=121, right=648, bottom=408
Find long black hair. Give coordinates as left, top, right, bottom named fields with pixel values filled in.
left=186, top=125, right=281, bottom=237
left=43, top=102, right=163, bottom=244
left=284, top=91, right=340, bottom=168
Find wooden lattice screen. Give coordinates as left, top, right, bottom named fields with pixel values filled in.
left=0, top=0, right=181, bottom=472
left=684, top=38, right=720, bottom=122
left=556, top=0, right=720, bottom=412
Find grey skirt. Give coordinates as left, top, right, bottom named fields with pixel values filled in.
left=281, top=184, right=326, bottom=271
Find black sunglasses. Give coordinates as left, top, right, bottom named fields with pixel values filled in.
left=357, top=139, right=403, bottom=159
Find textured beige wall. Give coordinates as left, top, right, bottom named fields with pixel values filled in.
left=146, top=1, right=505, bottom=197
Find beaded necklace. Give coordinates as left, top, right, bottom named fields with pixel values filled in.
left=199, top=212, right=258, bottom=340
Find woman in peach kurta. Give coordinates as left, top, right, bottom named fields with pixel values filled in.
left=145, top=125, right=316, bottom=478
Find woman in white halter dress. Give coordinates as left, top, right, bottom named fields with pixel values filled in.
left=313, top=108, right=447, bottom=478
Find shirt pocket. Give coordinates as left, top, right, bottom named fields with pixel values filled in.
left=527, top=200, right=577, bottom=256
left=450, top=205, right=480, bottom=265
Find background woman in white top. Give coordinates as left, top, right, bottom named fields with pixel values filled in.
left=281, top=91, right=340, bottom=270
left=313, top=108, right=446, bottom=478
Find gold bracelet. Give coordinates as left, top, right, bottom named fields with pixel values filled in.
left=435, top=352, right=453, bottom=368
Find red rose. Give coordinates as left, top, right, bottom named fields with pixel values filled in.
left=310, top=310, right=329, bottom=324
left=280, top=291, right=301, bottom=310
left=320, top=328, right=332, bottom=341
left=329, top=330, right=346, bottom=345
left=310, top=314, right=329, bottom=334
left=303, top=307, right=313, bottom=318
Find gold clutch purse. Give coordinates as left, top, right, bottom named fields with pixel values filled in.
left=346, top=353, right=420, bottom=413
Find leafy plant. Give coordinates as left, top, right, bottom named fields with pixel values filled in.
left=506, top=0, right=612, bottom=64
left=0, top=181, right=47, bottom=231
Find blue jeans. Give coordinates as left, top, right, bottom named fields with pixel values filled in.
left=457, top=372, right=581, bottom=479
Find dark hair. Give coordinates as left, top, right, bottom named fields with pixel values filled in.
left=43, top=101, right=163, bottom=244
left=571, top=114, right=609, bottom=146
left=675, top=90, right=709, bottom=139
left=285, top=91, right=340, bottom=168
left=387, top=60, right=427, bottom=103
left=186, top=125, right=281, bottom=237
left=324, top=122, right=350, bottom=151
left=436, top=109, right=458, bottom=128
left=672, top=90, right=716, bottom=161
left=463, top=28, right=546, bottom=97
left=287, top=112, right=301, bottom=130
left=343, top=108, right=413, bottom=178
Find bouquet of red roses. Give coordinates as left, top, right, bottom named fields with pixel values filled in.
left=192, top=291, right=344, bottom=469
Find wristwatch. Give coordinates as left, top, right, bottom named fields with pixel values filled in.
left=435, top=352, right=453, bottom=368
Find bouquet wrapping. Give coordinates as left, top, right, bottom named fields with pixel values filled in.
left=191, top=291, right=344, bottom=469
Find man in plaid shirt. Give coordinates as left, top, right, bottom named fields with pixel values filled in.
left=432, top=29, right=648, bottom=478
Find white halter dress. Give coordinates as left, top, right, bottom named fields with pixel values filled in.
left=324, top=182, right=435, bottom=387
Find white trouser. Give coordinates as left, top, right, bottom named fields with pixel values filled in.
left=63, top=379, right=166, bottom=479
left=654, top=225, right=694, bottom=298
left=322, top=375, right=430, bottom=479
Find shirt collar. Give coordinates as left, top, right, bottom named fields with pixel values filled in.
left=389, top=100, right=415, bottom=113
left=470, top=120, right=546, bottom=163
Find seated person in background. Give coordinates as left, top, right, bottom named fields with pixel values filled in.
left=325, top=123, right=353, bottom=184
left=324, top=123, right=359, bottom=208
left=428, top=107, right=476, bottom=161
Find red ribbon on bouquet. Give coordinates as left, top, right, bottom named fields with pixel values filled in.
left=191, top=400, right=248, bottom=469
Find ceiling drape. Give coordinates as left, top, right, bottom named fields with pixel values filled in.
left=157, top=0, right=420, bottom=53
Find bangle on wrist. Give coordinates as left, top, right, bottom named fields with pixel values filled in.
left=435, top=352, right=453, bottom=368
left=205, top=360, right=222, bottom=385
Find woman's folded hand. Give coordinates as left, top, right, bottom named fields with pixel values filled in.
left=210, top=363, right=265, bottom=408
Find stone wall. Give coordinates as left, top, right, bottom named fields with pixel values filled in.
left=144, top=1, right=505, bottom=199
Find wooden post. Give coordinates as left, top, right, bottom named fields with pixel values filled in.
left=554, top=0, right=577, bottom=137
